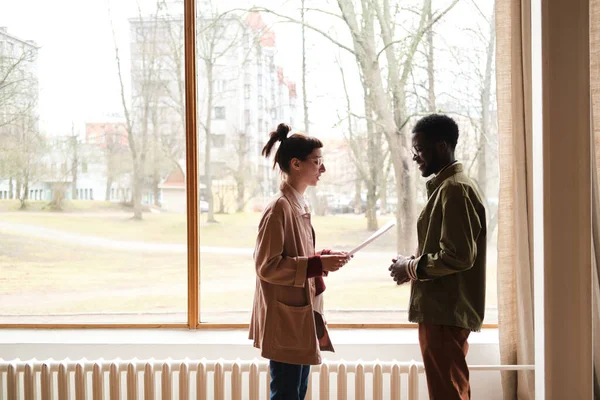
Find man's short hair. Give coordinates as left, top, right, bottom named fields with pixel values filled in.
left=412, top=114, right=459, bottom=150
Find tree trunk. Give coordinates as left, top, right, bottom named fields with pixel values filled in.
left=426, top=1, right=436, bottom=112
left=71, top=133, right=78, bottom=200
left=9, top=177, right=13, bottom=199
left=105, top=178, right=112, bottom=201
left=301, top=0, right=310, bottom=135
left=236, top=179, right=245, bottom=212
left=20, top=174, right=29, bottom=209
left=380, top=166, right=389, bottom=214
left=153, top=170, right=160, bottom=207
left=132, top=161, right=143, bottom=220
left=354, top=176, right=362, bottom=214
left=366, top=181, right=378, bottom=231
left=205, top=60, right=217, bottom=223
left=478, top=5, right=496, bottom=196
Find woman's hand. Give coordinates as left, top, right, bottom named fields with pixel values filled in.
left=328, top=250, right=352, bottom=259
left=321, top=254, right=349, bottom=272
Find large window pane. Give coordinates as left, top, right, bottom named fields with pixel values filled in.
left=195, top=0, right=498, bottom=324
left=0, top=0, right=187, bottom=323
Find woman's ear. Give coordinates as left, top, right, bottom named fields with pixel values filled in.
left=290, top=158, right=301, bottom=171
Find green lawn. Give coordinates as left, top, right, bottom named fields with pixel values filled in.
left=0, top=206, right=497, bottom=323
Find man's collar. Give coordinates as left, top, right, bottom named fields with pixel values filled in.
left=426, top=161, right=463, bottom=193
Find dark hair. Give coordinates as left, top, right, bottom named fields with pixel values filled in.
left=412, top=114, right=459, bottom=150
left=261, top=123, right=323, bottom=174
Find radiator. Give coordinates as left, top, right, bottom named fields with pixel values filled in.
left=0, top=359, right=533, bottom=400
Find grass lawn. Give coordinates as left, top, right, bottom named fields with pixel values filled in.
left=0, top=205, right=398, bottom=249
left=0, top=206, right=497, bottom=323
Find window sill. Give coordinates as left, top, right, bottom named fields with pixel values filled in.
left=0, top=328, right=499, bottom=346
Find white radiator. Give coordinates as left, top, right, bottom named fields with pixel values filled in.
left=0, top=359, right=533, bottom=400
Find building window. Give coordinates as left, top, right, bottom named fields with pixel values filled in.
left=215, top=80, right=226, bottom=93
left=82, top=162, right=88, bottom=173
left=244, top=110, right=251, bottom=126
left=213, top=106, right=225, bottom=120
left=211, top=134, right=226, bottom=149
left=244, top=84, right=250, bottom=99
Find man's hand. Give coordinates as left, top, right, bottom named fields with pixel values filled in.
left=388, top=255, right=415, bottom=285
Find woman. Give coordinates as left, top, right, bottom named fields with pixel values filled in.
left=249, top=123, right=350, bottom=399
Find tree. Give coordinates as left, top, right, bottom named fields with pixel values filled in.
left=195, top=5, right=249, bottom=223
left=110, top=0, right=167, bottom=219
left=0, top=39, right=43, bottom=207
left=435, top=1, right=498, bottom=239
left=337, top=53, right=387, bottom=230
left=254, top=0, right=458, bottom=252
left=98, top=121, right=132, bottom=201
left=227, top=131, right=259, bottom=212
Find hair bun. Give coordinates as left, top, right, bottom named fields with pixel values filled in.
left=276, top=123, right=291, bottom=140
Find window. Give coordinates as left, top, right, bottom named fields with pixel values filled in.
left=0, top=0, right=187, bottom=325
left=211, top=134, right=226, bottom=148
left=1, top=0, right=497, bottom=328
left=215, top=80, right=226, bottom=93
left=213, top=106, right=225, bottom=120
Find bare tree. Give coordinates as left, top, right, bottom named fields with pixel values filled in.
left=437, top=1, right=498, bottom=239
left=337, top=54, right=387, bottom=230
left=109, top=1, right=167, bottom=219
left=0, top=39, right=42, bottom=205
left=196, top=6, right=249, bottom=223
left=254, top=0, right=458, bottom=252
left=69, top=126, right=79, bottom=200
left=99, top=123, right=132, bottom=201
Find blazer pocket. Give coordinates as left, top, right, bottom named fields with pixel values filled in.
left=273, top=301, right=313, bottom=351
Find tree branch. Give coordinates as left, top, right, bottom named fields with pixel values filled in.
left=248, top=7, right=356, bottom=55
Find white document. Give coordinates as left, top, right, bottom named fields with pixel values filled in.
left=348, top=220, right=396, bottom=256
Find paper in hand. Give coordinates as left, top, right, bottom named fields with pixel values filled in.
left=348, top=220, right=396, bottom=256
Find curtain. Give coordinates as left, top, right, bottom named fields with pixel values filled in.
left=495, top=0, right=535, bottom=398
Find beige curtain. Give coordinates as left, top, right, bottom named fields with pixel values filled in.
left=495, top=0, right=535, bottom=398
left=591, top=0, right=600, bottom=397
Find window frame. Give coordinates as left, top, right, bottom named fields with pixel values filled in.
left=0, top=0, right=498, bottom=330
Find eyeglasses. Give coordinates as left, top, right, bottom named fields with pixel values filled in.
left=307, top=156, right=324, bottom=168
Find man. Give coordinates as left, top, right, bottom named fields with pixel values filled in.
left=389, top=114, right=486, bottom=400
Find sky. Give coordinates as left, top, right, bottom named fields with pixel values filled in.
left=0, top=0, right=494, bottom=138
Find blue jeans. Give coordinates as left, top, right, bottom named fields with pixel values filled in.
left=269, top=360, right=310, bottom=400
